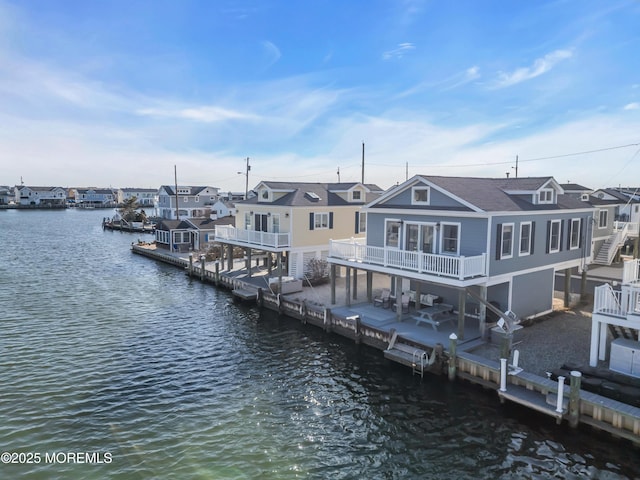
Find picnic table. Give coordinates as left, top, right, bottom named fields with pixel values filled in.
left=412, top=303, right=455, bottom=330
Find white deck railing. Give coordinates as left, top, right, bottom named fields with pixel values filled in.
left=214, top=225, right=290, bottom=248
left=329, top=239, right=487, bottom=280
left=593, top=283, right=640, bottom=317
left=614, top=221, right=639, bottom=236
left=623, top=259, right=640, bottom=285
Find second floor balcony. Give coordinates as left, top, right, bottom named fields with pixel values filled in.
left=329, top=239, right=488, bottom=281
left=215, top=225, right=291, bottom=249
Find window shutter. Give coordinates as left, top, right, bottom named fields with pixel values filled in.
left=329, top=212, right=334, bottom=229
left=566, top=220, right=572, bottom=251
left=355, top=211, right=360, bottom=233
left=531, top=222, right=536, bottom=254
left=545, top=220, right=551, bottom=253
left=579, top=219, right=584, bottom=248
left=496, top=224, right=503, bottom=260
left=309, top=212, right=314, bottom=230
left=559, top=220, right=564, bottom=251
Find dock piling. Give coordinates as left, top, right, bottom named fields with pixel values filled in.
left=448, top=333, right=457, bottom=382
left=500, top=358, right=507, bottom=392
left=569, top=370, right=582, bottom=428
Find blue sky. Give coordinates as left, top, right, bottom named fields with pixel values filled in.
left=1, top=0, right=639, bottom=192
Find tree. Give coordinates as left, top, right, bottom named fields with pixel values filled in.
left=119, top=196, right=147, bottom=223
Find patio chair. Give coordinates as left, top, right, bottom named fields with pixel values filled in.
left=373, top=288, right=391, bottom=308
left=394, top=294, right=410, bottom=314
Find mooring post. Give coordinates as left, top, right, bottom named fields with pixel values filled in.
left=500, top=332, right=511, bottom=361
left=214, top=260, right=220, bottom=286
left=500, top=358, right=507, bottom=392
left=200, top=254, right=206, bottom=282
left=448, top=333, right=457, bottom=382
left=257, top=288, right=264, bottom=309
left=324, top=308, right=332, bottom=332
left=188, top=253, right=194, bottom=277
left=556, top=376, right=566, bottom=413
left=569, top=370, right=582, bottom=428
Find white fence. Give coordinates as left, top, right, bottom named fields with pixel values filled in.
left=593, top=283, right=640, bottom=317
left=329, top=240, right=487, bottom=280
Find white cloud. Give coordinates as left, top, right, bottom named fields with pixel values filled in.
left=137, top=105, right=256, bottom=123
left=623, top=102, right=639, bottom=110
left=382, top=42, right=415, bottom=60
left=493, top=49, right=573, bottom=88
left=262, top=40, right=282, bottom=68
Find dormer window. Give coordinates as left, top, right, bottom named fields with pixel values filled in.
left=351, top=190, right=362, bottom=201
left=260, top=189, right=269, bottom=201
left=538, top=189, right=554, bottom=204
left=412, top=186, right=430, bottom=205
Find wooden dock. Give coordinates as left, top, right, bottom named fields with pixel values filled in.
left=131, top=244, right=640, bottom=447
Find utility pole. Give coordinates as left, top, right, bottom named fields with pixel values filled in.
left=361, top=142, right=365, bottom=184
left=174, top=165, right=179, bottom=220
left=237, top=157, right=251, bottom=199
left=337, top=167, right=340, bottom=183
left=513, top=155, right=519, bottom=178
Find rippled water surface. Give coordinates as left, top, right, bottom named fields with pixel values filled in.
left=1, top=209, right=639, bottom=479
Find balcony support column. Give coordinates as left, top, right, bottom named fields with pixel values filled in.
left=395, top=276, right=402, bottom=322
left=457, top=290, right=465, bottom=340
left=345, top=267, right=351, bottom=307
left=478, top=286, right=487, bottom=339
left=352, top=267, right=358, bottom=300
left=564, top=267, right=572, bottom=308
left=580, top=268, right=588, bottom=303
left=246, top=248, right=252, bottom=278
left=330, top=264, right=337, bottom=305
left=226, top=244, right=233, bottom=271
left=366, top=271, right=373, bottom=303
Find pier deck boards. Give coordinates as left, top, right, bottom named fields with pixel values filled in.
left=498, top=384, right=566, bottom=421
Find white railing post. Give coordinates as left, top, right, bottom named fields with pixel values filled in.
left=556, top=376, right=565, bottom=413
left=500, top=358, right=507, bottom=392
left=459, top=256, right=465, bottom=280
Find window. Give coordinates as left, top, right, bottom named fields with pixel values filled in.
left=548, top=220, right=561, bottom=253
left=412, top=187, right=430, bottom=205
left=539, top=189, right=554, bottom=204
left=598, top=209, right=608, bottom=229
left=195, top=196, right=199, bottom=202
left=519, top=222, right=532, bottom=256
left=272, top=214, right=280, bottom=233
left=499, top=223, right=514, bottom=259
left=314, top=212, right=329, bottom=229
left=352, top=190, right=361, bottom=201
left=385, top=220, right=401, bottom=248
left=569, top=218, right=581, bottom=249
left=356, top=212, right=367, bottom=233
left=261, top=189, right=269, bottom=200
left=183, top=196, right=188, bottom=202
left=244, top=212, right=251, bottom=229
left=441, top=223, right=459, bottom=254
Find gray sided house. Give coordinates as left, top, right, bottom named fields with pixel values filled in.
left=15, top=186, right=67, bottom=206
left=157, top=185, right=220, bottom=219
left=329, top=175, right=595, bottom=327
left=155, top=216, right=234, bottom=253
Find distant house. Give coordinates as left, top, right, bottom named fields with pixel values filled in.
left=15, top=186, right=66, bottom=206
left=155, top=216, right=235, bottom=253
left=157, top=185, right=220, bottom=219
left=73, top=188, right=117, bottom=207
left=0, top=185, right=12, bottom=205
left=214, top=181, right=383, bottom=279
left=560, top=183, right=592, bottom=202
left=210, top=198, right=236, bottom=219
left=117, top=188, right=157, bottom=208
left=589, top=188, right=640, bottom=262
left=328, top=175, right=595, bottom=329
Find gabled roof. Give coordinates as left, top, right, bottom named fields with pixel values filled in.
left=157, top=216, right=235, bottom=231
left=18, top=185, right=65, bottom=192
left=371, top=175, right=589, bottom=212
left=244, top=181, right=383, bottom=207
left=120, top=187, right=158, bottom=193
left=160, top=185, right=217, bottom=196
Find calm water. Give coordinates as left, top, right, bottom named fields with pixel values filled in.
left=0, top=209, right=638, bottom=480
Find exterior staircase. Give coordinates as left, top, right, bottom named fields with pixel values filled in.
left=593, top=224, right=632, bottom=265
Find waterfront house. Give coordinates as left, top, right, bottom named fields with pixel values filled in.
left=590, top=258, right=640, bottom=376
left=117, top=188, right=158, bottom=208
left=15, top=185, right=66, bottom=207
left=0, top=185, right=12, bottom=205
left=155, top=216, right=235, bottom=253
left=588, top=189, right=637, bottom=265
left=72, top=188, right=117, bottom=208
left=214, top=181, right=383, bottom=280
left=210, top=198, right=237, bottom=219
left=328, top=175, right=595, bottom=334
left=157, top=185, right=220, bottom=220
